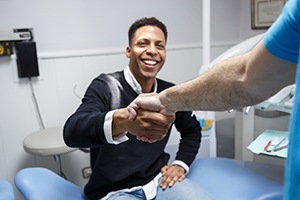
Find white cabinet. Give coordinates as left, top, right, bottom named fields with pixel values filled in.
left=234, top=84, right=295, bottom=164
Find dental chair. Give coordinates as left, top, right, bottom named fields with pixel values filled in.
left=14, top=157, right=284, bottom=200
left=0, top=179, right=15, bottom=200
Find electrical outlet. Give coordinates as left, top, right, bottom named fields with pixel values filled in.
left=82, top=166, right=92, bottom=179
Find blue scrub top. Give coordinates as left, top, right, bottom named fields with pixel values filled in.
left=263, top=0, right=300, bottom=199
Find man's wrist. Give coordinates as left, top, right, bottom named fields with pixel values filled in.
left=172, top=160, right=189, bottom=174
left=104, top=110, right=129, bottom=144
left=112, top=108, right=129, bottom=137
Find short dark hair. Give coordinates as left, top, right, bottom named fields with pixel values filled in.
left=128, top=17, right=168, bottom=46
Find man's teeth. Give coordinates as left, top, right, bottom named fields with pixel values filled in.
left=143, top=60, right=157, bottom=65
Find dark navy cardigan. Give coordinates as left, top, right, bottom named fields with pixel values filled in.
left=63, top=71, right=202, bottom=200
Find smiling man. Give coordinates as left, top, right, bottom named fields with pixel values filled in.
left=63, top=17, right=212, bottom=200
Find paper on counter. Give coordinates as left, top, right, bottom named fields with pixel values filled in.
left=247, top=129, right=289, bottom=158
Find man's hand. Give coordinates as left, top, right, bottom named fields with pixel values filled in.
left=127, top=93, right=174, bottom=121
left=126, top=93, right=176, bottom=142
left=160, top=164, right=186, bottom=190
left=113, top=108, right=175, bottom=142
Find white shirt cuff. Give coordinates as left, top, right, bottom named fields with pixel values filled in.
left=172, top=160, right=189, bottom=174
left=104, top=110, right=129, bottom=144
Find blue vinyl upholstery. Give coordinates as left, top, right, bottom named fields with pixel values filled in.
left=14, top=158, right=284, bottom=200
left=15, top=168, right=86, bottom=200
left=187, top=157, right=283, bottom=200
left=0, top=179, right=15, bottom=200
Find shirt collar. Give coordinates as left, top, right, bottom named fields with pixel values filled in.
left=124, top=66, right=157, bottom=94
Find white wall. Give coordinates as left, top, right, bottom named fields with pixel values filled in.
left=0, top=0, right=266, bottom=199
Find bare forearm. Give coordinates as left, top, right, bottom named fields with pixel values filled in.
left=159, top=56, right=254, bottom=112
left=159, top=44, right=296, bottom=113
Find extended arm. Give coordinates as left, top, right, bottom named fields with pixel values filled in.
left=64, top=74, right=175, bottom=147
left=128, top=41, right=296, bottom=116
left=160, top=41, right=296, bottom=112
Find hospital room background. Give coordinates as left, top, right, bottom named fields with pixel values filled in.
left=0, top=0, right=289, bottom=199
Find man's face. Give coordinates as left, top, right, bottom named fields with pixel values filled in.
left=126, top=25, right=166, bottom=82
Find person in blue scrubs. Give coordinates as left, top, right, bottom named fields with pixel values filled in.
left=128, top=0, right=299, bottom=199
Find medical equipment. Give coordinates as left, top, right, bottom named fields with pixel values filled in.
left=0, top=29, right=32, bottom=42
left=0, top=28, right=39, bottom=78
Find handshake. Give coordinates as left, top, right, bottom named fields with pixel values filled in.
left=127, top=93, right=177, bottom=143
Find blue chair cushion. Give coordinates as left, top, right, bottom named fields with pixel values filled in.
left=15, top=167, right=86, bottom=200
left=186, top=157, right=283, bottom=200
left=0, top=179, right=15, bottom=200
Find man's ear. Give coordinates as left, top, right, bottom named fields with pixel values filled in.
left=126, top=46, right=131, bottom=58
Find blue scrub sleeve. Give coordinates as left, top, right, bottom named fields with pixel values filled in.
left=263, top=0, right=299, bottom=63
